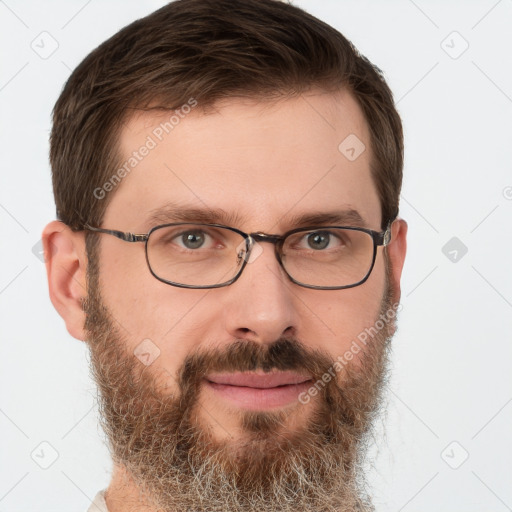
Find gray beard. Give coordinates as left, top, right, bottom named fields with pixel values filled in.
left=83, top=255, right=395, bottom=511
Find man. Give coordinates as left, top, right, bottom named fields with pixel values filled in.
left=42, top=0, right=407, bottom=510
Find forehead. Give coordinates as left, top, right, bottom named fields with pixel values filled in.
left=104, top=89, right=381, bottom=232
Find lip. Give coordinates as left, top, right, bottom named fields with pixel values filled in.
left=204, top=371, right=312, bottom=410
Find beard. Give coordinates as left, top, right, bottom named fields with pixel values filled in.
left=83, top=242, right=397, bottom=512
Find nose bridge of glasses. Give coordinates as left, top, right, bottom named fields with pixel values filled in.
left=248, top=232, right=283, bottom=257
left=250, top=232, right=283, bottom=245
left=238, top=232, right=283, bottom=265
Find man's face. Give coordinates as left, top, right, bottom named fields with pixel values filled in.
left=83, top=90, right=403, bottom=511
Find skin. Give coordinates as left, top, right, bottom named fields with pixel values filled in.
left=43, top=89, right=407, bottom=511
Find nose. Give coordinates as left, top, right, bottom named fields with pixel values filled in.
left=221, top=240, right=300, bottom=344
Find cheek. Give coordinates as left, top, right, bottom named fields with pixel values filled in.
left=304, top=254, right=386, bottom=358
left=98, top=243, right=153, bottom=335
left=97, top=242, right=216, bottom=358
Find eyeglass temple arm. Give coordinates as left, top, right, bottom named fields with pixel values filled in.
left=251, top=226, right=393, bottom=248
left=84, top=224, right=148, bottom=243
left=83, top=221, right=395, bottom=245
left=377, top=220, right=394, bottom=246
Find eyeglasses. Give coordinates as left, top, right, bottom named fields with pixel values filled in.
left=84, top=221, right=393, bottom=290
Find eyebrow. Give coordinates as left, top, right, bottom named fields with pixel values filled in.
left=142, top=202, right=367, bottom=232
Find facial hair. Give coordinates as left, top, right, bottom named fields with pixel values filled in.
left=83, top=247, right=397, bottom=512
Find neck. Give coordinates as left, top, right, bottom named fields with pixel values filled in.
left=105, top=465, right=157, bottom=512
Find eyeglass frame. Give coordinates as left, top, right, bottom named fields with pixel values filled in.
left=83, top=220, right=394, bottom=290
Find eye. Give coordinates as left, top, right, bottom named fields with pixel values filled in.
left=303, top=231, right=343, bottom=250
left=180, top=231, right=207, bottom=249
left=307, top=232, right=329, bottom=250
left=284, top=229, right=354, bottom=254
left=150, top=225, right=236, bottom=253
left=157, top=229, right=214, bottom=251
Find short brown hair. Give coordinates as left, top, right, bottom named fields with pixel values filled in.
left=50, top=0, right=403, bottom=232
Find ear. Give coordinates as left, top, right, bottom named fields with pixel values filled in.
left=42, top=221, right=88, bottom=341
left=386, top=217, right=407, bottom=305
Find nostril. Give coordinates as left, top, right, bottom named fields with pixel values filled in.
left=283, top=326, right=295, bottom=337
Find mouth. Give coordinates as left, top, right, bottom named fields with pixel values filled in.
left=204, top=371, right=312, bottom=410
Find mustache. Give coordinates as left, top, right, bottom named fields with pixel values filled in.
left=180, top=338, right=333, bottom=380
left=176, top=338, right=336, bottom=399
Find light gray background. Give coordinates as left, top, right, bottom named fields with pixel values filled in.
left=1, top=1, right=511, bottom=511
